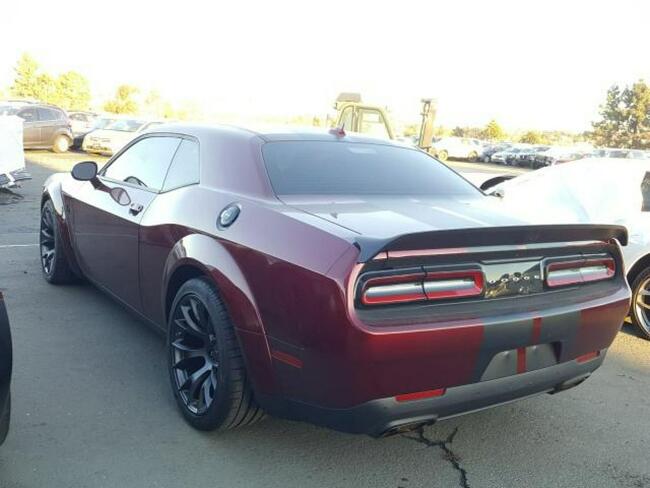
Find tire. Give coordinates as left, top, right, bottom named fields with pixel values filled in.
left=52, top=135, right=70, bottom=153
left=468, top=151, right=478, bottom=162
left=40, top=200, right=76, bottom=284
left=437, top=150, right=448, bottom=162
left=0, top=393, right=9, bottom=445
left=630, top=267, right=650, bottom=340
left=168, top=277, right=265, bottom=431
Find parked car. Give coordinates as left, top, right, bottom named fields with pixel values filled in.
left=82, top=118, right=163, bottom=156
left=68, top=111, right=98, bottom=147
left=0, top=101, right=73, bottom=153
left=40, top=124, right=629, bottom=436
left=627, top=150, right=650, bottom=160
left=492, top=144, right=531, bottom=166
left=485, top=157, right=650, bottom=338
left=68, top=111, right=98, bottom=135
left=0, top=292, right=12, bottom=445
left=72, top=115, right=117, bottom=149
left=480, top=143, right=511, bottom=163
left=431, top=136, right=484, bottom=162
left=514, top=146, right=550, bottom=168
left=532, top=147, right=586, bottom=169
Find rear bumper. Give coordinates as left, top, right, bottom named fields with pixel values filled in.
left=260, top=353, right=605, bottom=436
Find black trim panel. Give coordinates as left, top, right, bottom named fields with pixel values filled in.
left=256, top=354, right=605, bottom=436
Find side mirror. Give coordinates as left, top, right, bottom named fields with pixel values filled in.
left=71, top=161, right=98, bottom=181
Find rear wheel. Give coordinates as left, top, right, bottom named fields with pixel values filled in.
left=437, top=150, right=448, bottom=162
left=630, top=268, right=650, bottom=340
left=40, top=200, right=75, bottom=284
left=0, top=393, right=9, bottom=445
left=52, top=135, right=70, bottom=153
left=168, top=277, right=265, bottom=431
left=468, top=151, right=478, bottom=162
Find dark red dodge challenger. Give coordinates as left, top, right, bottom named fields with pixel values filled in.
left=41, top=125, right=630, bottom=436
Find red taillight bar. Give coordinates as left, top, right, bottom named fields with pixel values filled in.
left=361, top=269, right=484, bottom=306
left=395, top=388, right=446, bottom=402
left=576, top=351, right=600, bottom=363
left=546, top=257, right=615, bottom=288
left=361, top=272, right=426, bottom=305
left=424, top=269, right=484, bottom=300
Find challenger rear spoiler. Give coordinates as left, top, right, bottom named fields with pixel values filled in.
left=354, top=224, right=628, bottom=263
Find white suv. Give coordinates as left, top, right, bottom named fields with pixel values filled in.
left=431, top=137, right=484, bottom=162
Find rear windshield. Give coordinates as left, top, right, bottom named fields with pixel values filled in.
left=0, top=106, right=19, bottom=116
left=262, top=141, right=480, bottom=196
left=105, top=119, right=145, bottom=132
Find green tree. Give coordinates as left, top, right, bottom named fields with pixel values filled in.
left=625, top=81, right=650, bottom=148
left=402, top=123, right=419, bottom=137
left=56, top=71, right=91, bottom=110
left=34, top=73, right=58, bottom=105
left=591, top=81, right=650, bottom=149
left=519, top=130, right=546, bottom=144
left=482, top=119, right=505, bottom=141
left=10, top=53, right=40, bottom=99
left=8, top=53, right=91, bottom=110
left=104, top=85, right=139, bottom=114
left=452, top=126, right=483, bottom=138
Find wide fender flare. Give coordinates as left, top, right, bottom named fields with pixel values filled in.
left=42, top=173, right=66, bottom=215
left=162, top=234, right=267, bottom=333
left=162, top=234, right=276, bottom=393
left=41, top=174, right=83, bottom=276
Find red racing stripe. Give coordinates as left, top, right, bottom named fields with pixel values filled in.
left=531, top=317, right=542, bottom=343
left=516, top=347, right=527, bottom=374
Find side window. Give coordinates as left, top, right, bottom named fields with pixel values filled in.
left=37, top=108, right=56, bottom=121
left=162, top=139, right=200, bottom=192
left=17, top=108, right=37, bottom=122
left=358, top=109, right=390, bottom=139
left=102, top=136, right=181, bottom=191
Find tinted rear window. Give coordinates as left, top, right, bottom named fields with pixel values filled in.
left=262, top=141, right=479, bottom=196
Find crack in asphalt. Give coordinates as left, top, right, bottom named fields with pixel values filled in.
left=402, top=426, right=470, bottom=488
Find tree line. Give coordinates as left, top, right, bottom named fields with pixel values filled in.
left=5, top=53, right=191, bottom=119
left=3, top=53, right=649, bottom=149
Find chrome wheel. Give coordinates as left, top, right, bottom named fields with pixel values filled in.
left=40, top=205, right=56, bottom=275
left=170, top=295, right=219, bottom=415
left=633, top=277, right=650, bottom=336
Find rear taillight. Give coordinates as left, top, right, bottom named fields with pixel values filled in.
left=423, top=269, right=484, bottom=300
left=361, top=272, right=427, bottom=305
left=545, top=257, right=615, bottom=288
left=361, top=269, right=484, bottom=306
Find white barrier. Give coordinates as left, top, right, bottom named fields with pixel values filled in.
left=0, top=116, right=26, bottom=186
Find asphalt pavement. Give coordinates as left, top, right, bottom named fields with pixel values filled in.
left=0, top=152, right=649, bottom=488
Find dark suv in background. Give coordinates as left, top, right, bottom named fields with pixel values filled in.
left=0, top=101, right=73, bottom=153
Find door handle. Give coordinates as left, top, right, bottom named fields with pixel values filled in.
left=129, top=203, right=144, bottom=216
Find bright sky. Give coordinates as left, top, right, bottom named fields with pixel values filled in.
left=1, top=0, right=648, bottom=132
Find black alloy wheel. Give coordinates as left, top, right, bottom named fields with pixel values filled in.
left=169, top=294, right=219, bottom=415
left=39, top=200, right=75, bottom=284
left=40, top=204, right=56, bottom=276
left=167, top=278, right=264, bottom=431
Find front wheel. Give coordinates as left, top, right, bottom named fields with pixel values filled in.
left=630, top=268, right=650, bottom=340
left=168, top=277, right=265, bottom=431
left=468, top=151, right=478, bottom=162
left=40, top=200, right=75, bottom=284
left=437, top=150, right=448, bottom=162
